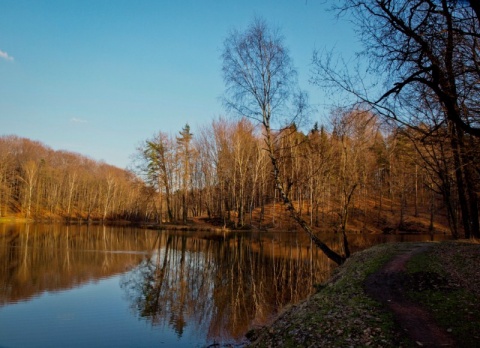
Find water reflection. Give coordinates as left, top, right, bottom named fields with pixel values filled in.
left=121, top=232, right=337, bottom=343
left=0, top=224, right=449, bottom=346
left=0, top=224, right=155, bottom=305
left=120, top=230, right=450, bottom=344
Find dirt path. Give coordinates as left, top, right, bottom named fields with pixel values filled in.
left=364, top=243, right=455, bottom=347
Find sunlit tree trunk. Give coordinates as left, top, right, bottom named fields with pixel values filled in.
left=20, top=160, right=39, bottom=219
left=177, top=124, right=193, bottom=224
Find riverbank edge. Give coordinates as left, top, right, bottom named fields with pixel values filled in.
left=0, top=217, right=228, bottom=232
left=247, top=240, right=480, bottom=348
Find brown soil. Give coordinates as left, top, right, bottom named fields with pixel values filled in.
left=364, top=243, right=455, bottom=347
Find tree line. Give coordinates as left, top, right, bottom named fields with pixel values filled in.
left=0, top=135, right=149, bottom=221
left=134, top=114, right=452, bottom=235
left=314, top=0, right=480, bottom=240
left=1, top=1, right=478, bottom=252
left=215, top=4, right=480, bottom=264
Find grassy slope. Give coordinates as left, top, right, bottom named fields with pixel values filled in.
left=248, top=241, right=480, bottom=348
left=249, top=243, right=409, bottom=347
left=406, top=241, right=480, bottom=347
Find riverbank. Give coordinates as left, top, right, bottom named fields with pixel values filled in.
left=247, top=240, right=480, bottom=347
left=0, top=217, right=34, bottom=223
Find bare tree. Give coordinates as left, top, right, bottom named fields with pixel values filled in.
left=316, top=0, right=480, bottom=135
left=313, top=0, right=480, bottom=238
left=177, top=124, right=193, bottom=224
left=141, top=132, right=176, bottom=222
left=222, top=18, right=346, bottom=265
left=19, top=160, right=39, bottom=219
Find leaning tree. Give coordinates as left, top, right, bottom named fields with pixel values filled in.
left=222, top=18, right=347, bottom=265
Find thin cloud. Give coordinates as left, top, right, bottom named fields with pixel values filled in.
left=70, top=117, right=88, bottom=124
left=0, top=50, right=14, bottom=61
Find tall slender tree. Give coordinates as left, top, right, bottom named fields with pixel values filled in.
left=142, top=132, right=176, bottom=222
left=177, top=124, right=193, bottom=224
left=222, top=18, right=346, bottom=265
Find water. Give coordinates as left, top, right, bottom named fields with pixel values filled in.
left=0, top=224, right=449, bottom=347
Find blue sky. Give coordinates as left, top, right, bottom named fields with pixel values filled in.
left=0, top=0, right=359, bottom=169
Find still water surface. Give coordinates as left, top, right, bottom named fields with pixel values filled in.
left=0, top=224, right=448, bottom=347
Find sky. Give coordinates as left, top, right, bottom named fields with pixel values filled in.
left=0, top=0, right=360, bottom=169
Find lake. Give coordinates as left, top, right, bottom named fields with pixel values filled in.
left=0, top=224, right=448, bottom=347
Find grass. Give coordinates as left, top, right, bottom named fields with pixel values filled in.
left=250, top=241, right=480, bottom=347
left=249, top=243, right=414, bottom=347
left=406, top=242, right=480, bottom=347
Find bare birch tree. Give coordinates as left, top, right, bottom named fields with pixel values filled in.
left=222, top=18, right=346, bottom=265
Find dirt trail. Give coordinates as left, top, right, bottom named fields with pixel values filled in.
left=364, top=243, right=455, bottom=347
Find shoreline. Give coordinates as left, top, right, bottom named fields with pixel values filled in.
left=0, top=217, right=452, bottom=236
left=247, top=241, right=480, bottom=347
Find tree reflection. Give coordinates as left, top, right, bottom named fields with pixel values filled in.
left=121, top=231, right=338, bottom=343
left=0, top=225, right=446, bottom=343
left=0, top=224, right=154, bottom=305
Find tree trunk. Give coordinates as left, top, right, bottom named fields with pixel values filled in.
left=450, top=123, right=471, bottom=238
left=265, top=125, right=346, bottom=265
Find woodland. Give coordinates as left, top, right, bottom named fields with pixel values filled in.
left=1, top=0, right=479, bottom=261
left=0, top=111, right=473, bottom=238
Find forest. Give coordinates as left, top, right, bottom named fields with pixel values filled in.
left=0, top=109, right=475, bottom=239
left=1, top=0, right=479, bottom=245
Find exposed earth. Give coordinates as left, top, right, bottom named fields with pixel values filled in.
left=246, top=241, right=480, bottom=347
left=364, top=244, right=454, bottom=347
